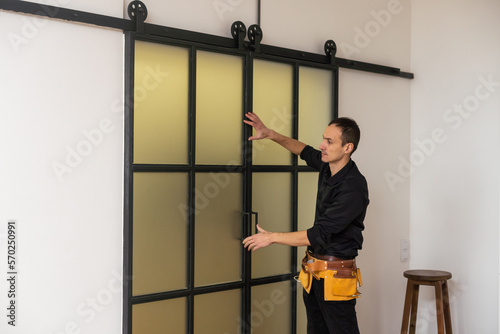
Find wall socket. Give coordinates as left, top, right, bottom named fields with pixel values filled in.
left=400, top=239, right=409, bottom=262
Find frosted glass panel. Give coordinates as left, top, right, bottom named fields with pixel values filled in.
left=297, top=172, right=318, bottom=268
left=196, top=51, right=243, bottom=165
left=194, top=290, right=241, bottom=334
left=253, top=59, right=293, bottom=165
left=297, top=287, right=307, bottom=334
left=252, top=173, right=291, bottom=278
left=133, top=173, right=188, bottom=295
left=195, top=173, right=242, bottom=286
left=251, top=281, right=291, bottom=334
left=298, top=66, right=333, bottom=166
left=297, top=172, right=318, bottom=334
left=133, top=298, right=186, bottom=334
left=134, top=41, right=189, bottom=164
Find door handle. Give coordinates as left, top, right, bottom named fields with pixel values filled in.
left=242, top=211, right=259, bottom=238
left=251, top=211, right=258, bottom=234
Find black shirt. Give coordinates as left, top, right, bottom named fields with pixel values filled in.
left=300, top=145, right=369, bottom=259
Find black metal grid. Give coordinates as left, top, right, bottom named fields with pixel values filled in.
left=124, top=32, right=339, bottom=334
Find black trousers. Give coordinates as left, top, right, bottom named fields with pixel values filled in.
left=303, top=278, right=360, bottom=334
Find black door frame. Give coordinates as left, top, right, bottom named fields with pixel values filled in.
left=124, top=31, right=341, bottom=334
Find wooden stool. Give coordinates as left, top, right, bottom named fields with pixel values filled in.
left=401, top=270, right=452, bottom=334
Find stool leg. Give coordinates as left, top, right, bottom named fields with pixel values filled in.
left=401, top=279, right=413, bottom=334
left=442, top=280, right=453, bottom=334
left=434, top=281, right=445, bottom=334
left=409, top=284, right=420, bottom=334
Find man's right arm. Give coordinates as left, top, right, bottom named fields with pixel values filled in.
left=244, top=112, right=306, bottom=155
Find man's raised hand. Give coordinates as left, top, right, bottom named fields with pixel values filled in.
left=244, top=112, right=274, bottom=141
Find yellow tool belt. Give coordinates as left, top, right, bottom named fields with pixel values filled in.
left=297, top=251, right=362, bottom=301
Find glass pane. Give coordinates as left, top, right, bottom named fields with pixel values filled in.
left=133, top=173, right=188, bottom=295
left=296, top=172, right=318, bottom=334
left=297, top=172, right=318, bottom=268
left=196, top=51, right=243, bottom=165
left=251, top=281, right=291, bottom=334
left=134, top=41, right=189, bottom=164
left=133, top=298, right=186, bottom=334
left=298, top=66, right=333, bottom=166
left=194, top=290, right=241, bottom=334
left=297, top=287, right=307, bottom=334
left=253, top=59, right=293, bottom=165
left=195, top=173, right=242, bottom=286
left=252, top=173, right=291, bottom=278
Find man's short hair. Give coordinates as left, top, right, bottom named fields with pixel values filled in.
left=328, top=117, right=361, bottom=155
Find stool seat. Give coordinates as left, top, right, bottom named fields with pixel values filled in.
left=404, top=269, right=452, bottom=282
left=401, top=269, right=453, bottom=334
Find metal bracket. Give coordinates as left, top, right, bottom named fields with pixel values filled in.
left=324, top=40, right=337, bottom=65
left=231, top=21, right=247, bottom=50
left=248, top=24, right=263, bottom=52
left=127, top=1, right=148, bottom=33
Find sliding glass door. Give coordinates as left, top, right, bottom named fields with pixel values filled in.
left=125, top=34, right=337, bottom=334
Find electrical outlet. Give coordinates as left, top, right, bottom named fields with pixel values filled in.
left=400, top=239, right=409, bottom=262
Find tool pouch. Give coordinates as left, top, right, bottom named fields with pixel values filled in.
left=298, top=267, right=312, bottom=293
left=323, top=267, right=362, bottom=301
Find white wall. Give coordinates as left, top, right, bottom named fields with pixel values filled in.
left=339, top=70, right=411, bottom=333
left=0, top=1, right=124, bottom=333
left=143, top=0, right=258, bottom=37
left=410, top=0, right=500, bottom=333
left=334, top=2, right=412, bottom=333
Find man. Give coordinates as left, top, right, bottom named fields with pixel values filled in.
left=242, top=112, right=369, bottom=334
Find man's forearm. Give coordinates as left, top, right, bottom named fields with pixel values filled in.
left=243, top=225, right=310, bottom=251
left=269, top=130, right=307, bottom=156
left=271, top=230, right=310, bottom=247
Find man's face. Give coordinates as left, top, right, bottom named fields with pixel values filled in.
left=319, top=125, right=350, bottom=164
